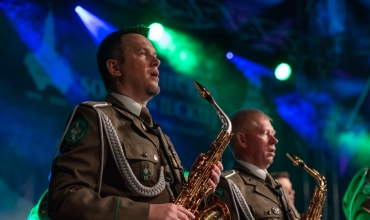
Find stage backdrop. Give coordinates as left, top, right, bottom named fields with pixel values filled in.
left=0, top=0, right=356, bottom=219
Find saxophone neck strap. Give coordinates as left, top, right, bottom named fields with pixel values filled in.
left=275, top=184, right=294, bottom=220
left=149, top=124, right=185, bottom=186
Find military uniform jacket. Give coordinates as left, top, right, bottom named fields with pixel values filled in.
left=48, top=94, right=184, bottom=220
left=216, top=162, right=300, bottom=220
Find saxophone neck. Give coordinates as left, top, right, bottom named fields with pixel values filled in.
left=214, top=102, right=232, bottom=134
left=193, top=81, right=232, bottom=134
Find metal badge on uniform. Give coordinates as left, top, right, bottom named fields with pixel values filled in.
left=65, top=117, right=89, bottom=145
left=141, top=168, right=151, bottom=181
left=271, top=207, right=280, bottom=215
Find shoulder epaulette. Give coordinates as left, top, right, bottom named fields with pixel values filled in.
left=221, top=170, right=236, bottom=179
left=82, top=101, right=111, bottom=108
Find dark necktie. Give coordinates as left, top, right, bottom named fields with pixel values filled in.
left=139, top=107, right=153, bottom=127
left=267, top=173, right=292, bottom=220
left=265, top=173, right=276, bottom=187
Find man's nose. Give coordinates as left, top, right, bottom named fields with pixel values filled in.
left=152, top=56, right=160, bottom=67
left=269, top=135, right=278, bottom=144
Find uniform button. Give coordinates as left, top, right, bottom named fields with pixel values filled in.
left=154, top=155, right=158, bottom=161
left=272, top=207, right=280, bottom=214
left=268, top=211, right=272, bottom=214
left=142, top=153, right=148, bottom=157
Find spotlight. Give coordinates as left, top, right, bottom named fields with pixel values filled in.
left=275, top=63, right=292, bottom=81
left=226, top=52, right=233, bottom=59
left=149, top=23, right=164, bottom=41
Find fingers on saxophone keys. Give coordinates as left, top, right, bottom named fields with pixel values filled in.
left=177, top=205, right=195, bottom=220
left=216, top=161, right=224, bottom=172
left=208, top=178, right=216, bottom=193
left=210, top=169, right=220, bottom=185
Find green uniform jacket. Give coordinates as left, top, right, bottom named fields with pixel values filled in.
left=342, top=168, right=370, bottom=220
left=216, top=162, right=301, bottom=220
left=48, top=94, right=184, bottom=220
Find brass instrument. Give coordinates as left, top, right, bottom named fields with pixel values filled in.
left=174, top=81, right=233, bottom=220
left=286, top=153, right=327, bottom=220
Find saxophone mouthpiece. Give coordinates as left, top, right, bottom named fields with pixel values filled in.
left=286, top=153, right=294, bottom=161
left=286, top=153, right=305, bottom=167
left=193, top=81, right=214, bottom=103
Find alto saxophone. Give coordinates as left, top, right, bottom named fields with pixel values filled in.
left=174, top=81, right=233, bottom=220
left=286, top=153, right=327, bottom=220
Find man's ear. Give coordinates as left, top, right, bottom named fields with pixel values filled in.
left=106, top=59, right=121, bottom=76
left=235, top=132, right=248, bottom=148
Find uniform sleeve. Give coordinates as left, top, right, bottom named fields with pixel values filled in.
left=48, top=105, right=150, bottom=220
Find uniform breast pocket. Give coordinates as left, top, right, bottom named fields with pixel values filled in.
left=123, top=143, right=161, bottom=186
left=251, top=205, right=283, bottom=220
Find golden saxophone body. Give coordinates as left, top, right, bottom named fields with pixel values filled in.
left=287, top=153, right=327, bottom=220
left=174, top=81, right=233, bottom=220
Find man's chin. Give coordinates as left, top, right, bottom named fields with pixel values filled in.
left=146, top=85, right=160, bottom=96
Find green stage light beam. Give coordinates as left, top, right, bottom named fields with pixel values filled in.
left=151, top=27, right=202, bottom=76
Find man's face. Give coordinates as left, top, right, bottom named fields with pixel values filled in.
left=277, top=177, right=295, bottom=204
left=243, top=117, right=278, bottom=169
left=117, top=33, right=160, bottom=100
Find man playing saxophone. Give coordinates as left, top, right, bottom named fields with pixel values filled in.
left=46, top=25, right=223, bottom=220
left=215, top=109, right=301, bottom=220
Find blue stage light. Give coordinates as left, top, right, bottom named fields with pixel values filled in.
left=75, top=5, right=117, bottom=45
left=226, top=52, right=233, bottom=59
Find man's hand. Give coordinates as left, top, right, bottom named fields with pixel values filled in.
left=189, top=153, right=224, bottom=195
left=149, top=203, right=195, bottom=220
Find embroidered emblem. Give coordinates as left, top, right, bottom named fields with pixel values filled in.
left=65, top=117, right=89, bottom=145
left=154, top=155, right=158, bottom=161
left=142, top=168, right=151, bottom=181
left=215, top=187, right=224, bottom=199
left=271, top=207, right=280, bottom=215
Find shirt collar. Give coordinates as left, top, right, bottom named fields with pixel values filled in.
left=110, top=93, right=142, bottom=116
left=236, top=159, right=267, bottom=180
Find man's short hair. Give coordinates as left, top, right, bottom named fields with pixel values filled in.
left=229, top=108, right=272, bottom=150
left=96, top=24, right=150, bottom=91
left=270, top=171, right=290, bottom=180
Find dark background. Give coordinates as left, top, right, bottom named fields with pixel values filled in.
left=1, top=0, right=369, bottom=219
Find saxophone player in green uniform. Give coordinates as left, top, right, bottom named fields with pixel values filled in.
left=215, top=109, right=301, bottom=220
left=46, top=25, right=223, bottom=220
